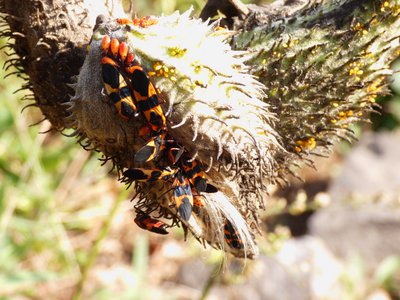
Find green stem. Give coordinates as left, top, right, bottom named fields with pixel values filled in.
left=72, top=187, right=129, bottom=300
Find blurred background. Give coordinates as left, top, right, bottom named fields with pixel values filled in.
left=0, top=0, right=399, bottom=299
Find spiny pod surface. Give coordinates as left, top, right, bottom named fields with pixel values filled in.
left=70, top=10, right=283, bottom=258
left=233, top=0, right=400, bottom=180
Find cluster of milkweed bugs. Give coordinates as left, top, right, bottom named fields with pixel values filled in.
left=117, top=16, right=158, bottom=28
left=101, top=33, right=167, bottom=152
left=100, top=18, right=244, bottom=250
left=123, top=144, right=218, bottom=223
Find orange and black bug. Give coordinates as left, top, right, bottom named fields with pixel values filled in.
left=121, top=47, right=168, bottom=162
left=101, top=36, right=137, bottom=120
left=180, top=159, right=209, bottom=192
left=224, top=219, right=244, bottom=250
left=123, top=166, right=178, bottom=182
left=168, top=148, right=218, bottom=193
left=193, top=195, right=205, bottom=208
left=124, top=64, right=166, bottom=133
left=192, top=188, right=205, bottom=208
left=134, top=132, right=172, bottom=163
left=134, top=212, right=169, bottom=235
left=173, top=173, right=193, bottom=221
left=167, top=147, right=184, bottom=165
left=101, top=35, right=167, bottom=162
left=101, top=57, right=137, bottom=120
left=191, top=189, right=205, bottom=215
left=183, top=160, right=219, bottom=193
left=124, top=166, right=193, bottom=221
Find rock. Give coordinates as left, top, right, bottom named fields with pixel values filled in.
left=176, top=259, right=214, bottom=289
left=329, top=130, right=400, bottom=202
left=310, top=130, right=400, bottom=269
left=177, top=253, right=310, bottom=300
left=222, top=255, right=310, bottom=300
left=310, top=204, right=400, bottom=269
left=275, top=236, right=343, bottom=299
left=239, top=257, right=309, bottom=300
left=232, top=255, right=310, bottom=300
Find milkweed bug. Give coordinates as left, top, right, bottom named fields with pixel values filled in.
left=192, top=188, right=205, bottom=208
left=167, top=148, right=218, bottom=194
left=173, top=173, right=193, bottom=221
left=123, top=166, right=178, bottom=182
left=101, top=36, right=137, bottom=119
left=192, top=192, right=206, bottom=216
left=118, top=40, right=168, bottom=163
left=134, top=132, right=171, bottom=163
left=224, top=219, right=244, bottom=250
left=134, top=212, right=169, bottom=235
left=180, top=159, right=208, bottom=192
left=167, top=147, right=184, bottom=165
left=124, top=166, right=193, bottom=221
left=101, top=57, right=137, bottom=119
left=125, top=64, right=167, bottom=133
left=101, top=35, right=168, bottom=162
left=117, top=16, right=158, bottom=28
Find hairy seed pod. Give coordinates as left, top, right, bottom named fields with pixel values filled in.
left=70, top=10, right=282, bottom=257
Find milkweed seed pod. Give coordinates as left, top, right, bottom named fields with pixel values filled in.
left=69, top=9, right=283, bottom=257
left=233, top=0, right=400, bottom=178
